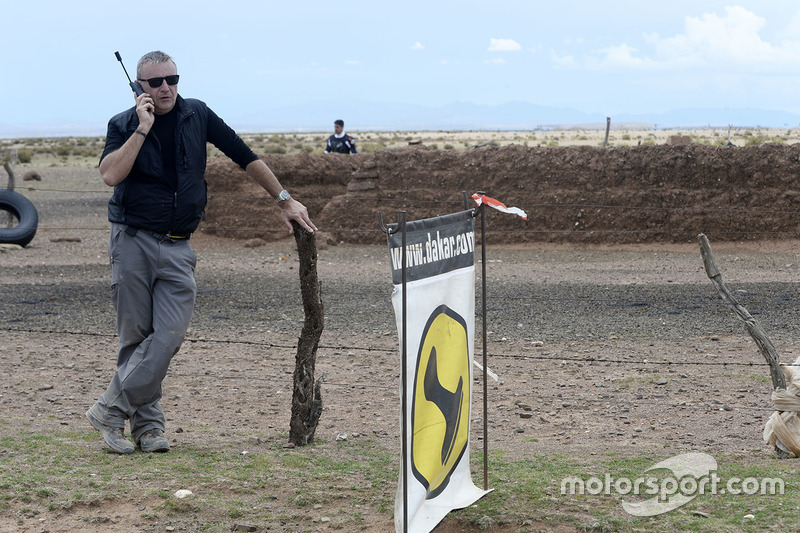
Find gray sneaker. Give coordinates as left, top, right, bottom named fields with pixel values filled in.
left=138, top=429, right=170, bottom=453
left=86, top=411, right=135, bottom=454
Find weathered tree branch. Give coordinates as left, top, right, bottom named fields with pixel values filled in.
left=289, top=222, right=324, bottom=446
left=699, top=233, right=792, bottom=458
left=698, top=233, right=785, bottom=390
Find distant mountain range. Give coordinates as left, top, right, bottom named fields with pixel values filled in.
left=4, top=101, right=800, bottom=138
left=232, top=100, right=800, bottom=133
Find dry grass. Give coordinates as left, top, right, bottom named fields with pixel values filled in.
left=1, top=127, right=799, bottom=170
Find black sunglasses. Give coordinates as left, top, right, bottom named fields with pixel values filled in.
left=139, top=75, right=180, bottom=87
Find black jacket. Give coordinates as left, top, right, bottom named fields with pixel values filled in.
left=325, top=133, right=357, bottom=154
left=102, top=95, right=257, bottom=235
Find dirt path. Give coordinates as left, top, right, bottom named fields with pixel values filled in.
left=2, top=165, right=799, bottom=531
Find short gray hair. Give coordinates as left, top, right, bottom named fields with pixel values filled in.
left=136, top=51, right=176, bottom=78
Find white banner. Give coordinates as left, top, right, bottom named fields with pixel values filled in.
left=388, top=210, right=490, bottom=532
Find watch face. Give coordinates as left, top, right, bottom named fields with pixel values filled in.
left=278, top=190, right=291, bottom=202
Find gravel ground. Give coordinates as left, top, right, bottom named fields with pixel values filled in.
left=3, top=166, right=800, bottom=531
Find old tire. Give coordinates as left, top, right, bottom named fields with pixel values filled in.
left=0, top=189, right=38, bottom=247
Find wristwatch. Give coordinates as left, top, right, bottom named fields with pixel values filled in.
left=275, top=190, right=291, bottom=202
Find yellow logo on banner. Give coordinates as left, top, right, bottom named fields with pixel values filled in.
left=411, top=305, right=470, bottom=499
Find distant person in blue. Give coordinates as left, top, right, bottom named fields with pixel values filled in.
left=324, top=119, right=357, bottom=154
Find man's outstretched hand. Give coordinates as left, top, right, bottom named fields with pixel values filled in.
left=280, top=199, right=317, bottom=234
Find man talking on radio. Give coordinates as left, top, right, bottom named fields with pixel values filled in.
left=86, top=50, right=317, bottom=454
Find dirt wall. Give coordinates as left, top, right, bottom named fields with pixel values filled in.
left=204, top=143, right=800, bottom=245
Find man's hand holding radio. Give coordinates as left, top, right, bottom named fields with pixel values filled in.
left=135, top=93, right=155, bottom=133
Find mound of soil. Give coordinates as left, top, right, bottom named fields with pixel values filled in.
left=204, top=143, right=800, bottom=245
left=3, top=161, right=799, bottom=531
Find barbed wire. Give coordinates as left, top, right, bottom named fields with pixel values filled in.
left=20, top=187, right=800, bottom=217
left=161, top=369, right=776, bottom=412
left=31, top=225, right=800, bottom=240
left=4, top=325, right=774, bottom=412
left=0, top=326, right=774, bottom=368
left=159, top=367, right=780, bottom=415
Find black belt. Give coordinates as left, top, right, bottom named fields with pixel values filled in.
left=124, top=226, right=191, bottom=241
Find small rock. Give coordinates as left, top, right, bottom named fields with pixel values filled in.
left=743, top=514, right=755, bottom=519
left=519, top=413, right=533, bottom=419
left=242, top=238, right=267, bottom=249
left=336, top=433, right=348, bottom=441
left=282, top=442, right=295, bottom=449
left=655, top=378, right=668, bottom=385
left=231, top=525, right=257, bottom=532
left=691, top=510, right=710, bottom=518
left=476, top=516, right=495, bottom=529
left=174, top=489, right=192, bottom=499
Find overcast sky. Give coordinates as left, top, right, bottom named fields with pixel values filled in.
left=3, top=1, right=800, bottom=136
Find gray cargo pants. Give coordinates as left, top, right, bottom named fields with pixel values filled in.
left=87, top=223, right=197, bottom=442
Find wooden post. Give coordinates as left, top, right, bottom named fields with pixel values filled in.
left=3, top=162, right=15, bottom=191
left=288, top=222, right=324, bottom=446
left=3, top=149, right=17, bottom=190
left=698, top=234, right=785, bottom=390
left=2, top=151, right=14, bottom=228
left=603, top=117, right=611, bottom=147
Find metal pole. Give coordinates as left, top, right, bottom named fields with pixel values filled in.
left=480, top=204, right=488, bottom=490
left=400, top=211, right=408, bottom=533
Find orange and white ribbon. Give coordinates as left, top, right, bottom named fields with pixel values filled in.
left=471, top=193, right=527, bottom=220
